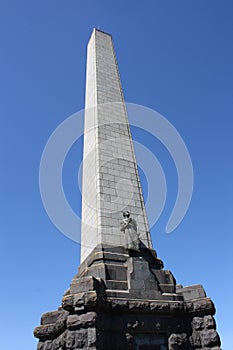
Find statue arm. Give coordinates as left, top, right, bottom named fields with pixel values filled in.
left=120, top=218, right=130, bottom=232
left=120, top=221, right=126, bottom=232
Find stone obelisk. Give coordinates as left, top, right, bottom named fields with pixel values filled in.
left=81, top=29, right=151, bottom=262
left=34, top=29, right=221, bottom=350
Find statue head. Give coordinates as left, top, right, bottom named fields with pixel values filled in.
left=123, top=211, right=130, bottom=218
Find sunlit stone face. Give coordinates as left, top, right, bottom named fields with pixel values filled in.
left=81, top=30, right=151, bottom=262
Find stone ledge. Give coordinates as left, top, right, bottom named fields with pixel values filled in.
left=35, top=311, right=69, bottom=340
left=70, top=276, right=100, bottom=294
left=62, top=289, right=216, bottom=318
left=185, top=297, right=216, bottom=315
left=34, top=324, right=56, bottom=340
left=62, top=291, right=98, bottom=311
left=41, top=310, right=64, bottom=325
left=102, top=297, right=185, bottom=314
left=67, top=312, right=97, bottom=330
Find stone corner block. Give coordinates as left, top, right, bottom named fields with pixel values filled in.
left=70, top=276, right=101, bottom=294
left=201, top=329, right=221, bottom=348
left=41, top=310, right=65, bottom=325
left=176, top=284, right=206, bottom=301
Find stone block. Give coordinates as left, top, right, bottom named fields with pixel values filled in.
left=191, top=317, right=204, bottom=331
left=168, top=333, right=189, bottom=350
left=67, top=312, right=97, bottom=329
left=105, top=264, right=127, bottom=281
left=73, top=292, right=85, bottom=307
left=159, top=283, right=175, bottom=293
left=35, top=311, right=68, bottom=341
left=87, top=328, right=97, bottom=347
left=186, top=298, right=215, bottom=315
left=40, top=340, right=52, bottom=350
left=62, top=295, right=74, bottom=310
left=70, top=276, right=98, bottom=294
left=65, top=331, right=75, bottom=349
left=153, top=269, right=175, bottom=285
left=88, top=263, right=107, bottom=280
left=52, top=334, right=63, bottom=350
left=41, top=310, right=63, bottom=325
left=54, top=312, right=68, bottom=334
left=201, top=329, right=220, bottom=347
left=176, top=284, right=206, bottom=301
left=106, top=280, right=128, bottom=290
left=83, top=291, right=98, bottom=306
left=204, top=315, right=216, bottom=329
left=74, top=329, right=88, bottom=348
left=190, top=331, right=202, bottom=347
left=34, top=325, right=56, bottom=340
left=193, top=298, right=215, bottom=314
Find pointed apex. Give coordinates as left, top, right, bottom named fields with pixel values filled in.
left=92, top=27, right=112, bottom=37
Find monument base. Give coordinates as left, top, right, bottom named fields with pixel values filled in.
left=34, top=246, right=221, bottom=349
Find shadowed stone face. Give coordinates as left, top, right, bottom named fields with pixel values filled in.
left=66, top=332, right=75, bottom=349
left=191, top=317, right=204, bottom=330
left=204, top=315, right=216, bottom=329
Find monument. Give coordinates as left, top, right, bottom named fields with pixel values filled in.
left=34, top=29, right=221, bottom=350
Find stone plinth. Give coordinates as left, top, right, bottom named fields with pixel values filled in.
left=34, top=245, right=221, bottom=350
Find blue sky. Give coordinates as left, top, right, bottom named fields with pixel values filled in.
left=1, top=1, right=233, bottom=349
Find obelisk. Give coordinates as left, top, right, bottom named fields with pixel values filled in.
left=34, top=29, right=221, bottom=350
left=81, top=29, right=151, bottom=262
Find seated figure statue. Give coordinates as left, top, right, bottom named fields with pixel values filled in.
left=120, top=211, right=140, bottom=251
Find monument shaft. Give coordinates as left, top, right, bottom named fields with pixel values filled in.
left=81, top=29, right=151, bottom=261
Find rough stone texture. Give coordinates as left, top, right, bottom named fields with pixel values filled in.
left=34, top=245, right=221, bottom=349
left=67, top=312, right=97, bottom=329
left=191, top=317, right=204, bottom=331
left=200, top=329, right=220, bottom=347
left=190, top=314, right=221, bottom=350
left=168, top=333, right=190, bottom=350
left=204, top=315, right=216, bottom=329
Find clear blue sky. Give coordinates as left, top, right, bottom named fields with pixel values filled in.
left=1, top=1, right=232, bottom=349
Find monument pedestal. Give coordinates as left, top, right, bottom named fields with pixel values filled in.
left=34, top=246, right=221, bottom=350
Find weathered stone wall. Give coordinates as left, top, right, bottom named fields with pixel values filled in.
left=34, top=247, right=221, bottom=350
left=35, top=286, right=221, bottom=350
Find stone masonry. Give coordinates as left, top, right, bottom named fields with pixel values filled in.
left=81, top=29, right=151, bottom=262
left=34, top=245, right=221, bottom=349
left=34, top=29, right=221, bottom=349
